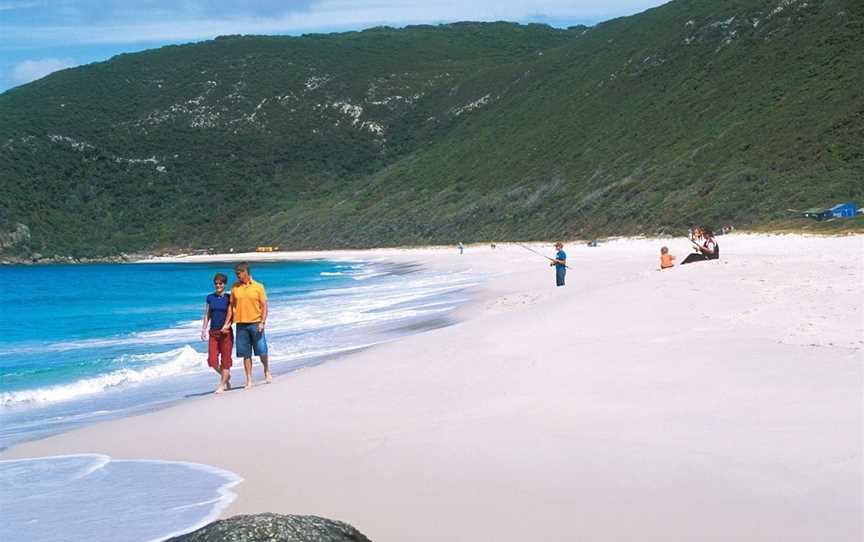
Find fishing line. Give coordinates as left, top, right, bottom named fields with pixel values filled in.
left=517, top=243, right=571, bottom=270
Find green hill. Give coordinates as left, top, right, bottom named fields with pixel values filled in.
left=1, top=0, right=862, bottom=258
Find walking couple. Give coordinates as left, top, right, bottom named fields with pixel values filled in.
left=200, top=261, right=271, bottom=393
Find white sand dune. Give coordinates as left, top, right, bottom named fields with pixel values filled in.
left=4, top=234, right=862, bottom=541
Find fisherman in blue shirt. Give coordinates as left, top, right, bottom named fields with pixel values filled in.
left=550, top=242, right=567, bottom=286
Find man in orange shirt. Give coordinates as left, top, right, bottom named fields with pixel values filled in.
left=231, top=262, right=271, bottom=388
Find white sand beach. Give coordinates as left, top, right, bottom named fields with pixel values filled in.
left=4, top=234, right=863, bottom=541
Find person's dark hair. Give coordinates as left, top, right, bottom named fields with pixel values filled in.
left=234, top=261, right=250, bottom=272
left=213, top=272, right=228, bottom=284
left=703, top=229, right=714, bottom=237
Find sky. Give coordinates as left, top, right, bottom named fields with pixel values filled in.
left=0, top=0, right=669, bottom=92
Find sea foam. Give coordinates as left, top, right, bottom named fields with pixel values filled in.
left=0, top=454, right=241, bottom=542
left=0, top=346, right=204, bottom=407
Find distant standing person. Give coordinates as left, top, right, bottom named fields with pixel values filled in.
left=231, top=262, right=271, bottom=388
left=458, top=242, right=464, bottom=255
left=201, top=272, right=233, bottom=394
left=550, top=242, right=567, bottom=286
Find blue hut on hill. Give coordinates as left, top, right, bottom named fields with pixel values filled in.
left=830, top=203, right=858, bottom=218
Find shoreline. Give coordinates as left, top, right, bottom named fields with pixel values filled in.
left=0, top=252, right=481, bottom=451
left=3, top=228, right=863, bottom=266
left=3, top=234, right=862, bottom=541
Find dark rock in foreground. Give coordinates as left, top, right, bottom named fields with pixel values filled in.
left=167, top=513, right=372, bottom=542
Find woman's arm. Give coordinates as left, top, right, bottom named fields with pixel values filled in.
left=221, top=304, right=233, bottom=332
left=201, top=303, right=210, bottom=341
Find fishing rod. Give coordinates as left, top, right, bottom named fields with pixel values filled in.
left=517, top=243, right=572, bottom=270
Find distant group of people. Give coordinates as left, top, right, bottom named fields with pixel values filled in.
left=543, top=224, right=721, bottom=286
left=200, top=261, right=271, bottom=393
left=459, top=223, right=723, bottom=290
left=458, top=242, right=499, bottom=253
left=539, top=224, right=721, bottom=287
left=660, top=225, right=720, bottom=270
left=541, top=223, right=724, bottom=285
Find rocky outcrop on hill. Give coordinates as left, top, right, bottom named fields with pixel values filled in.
left=0, top=223, right=30, bottom=250
left=167, top=513, right=372, bottom=542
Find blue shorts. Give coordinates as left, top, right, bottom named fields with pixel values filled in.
left=235, top=323, right=268, bottom=358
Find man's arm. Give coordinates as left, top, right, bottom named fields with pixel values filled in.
left=257, top=299, right=268, bottom=332
left=257, top=285, right=268, bottom=332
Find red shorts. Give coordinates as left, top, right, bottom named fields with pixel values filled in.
left=207, top=329, right=233, bottom=369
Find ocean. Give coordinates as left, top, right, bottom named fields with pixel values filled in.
left=0, top=257, right=481, bottom=541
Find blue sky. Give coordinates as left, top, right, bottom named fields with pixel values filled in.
left=0, top=0, right=668, bottom=92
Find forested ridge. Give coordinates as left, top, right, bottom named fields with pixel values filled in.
left=1, top=0, right=861, bottom=258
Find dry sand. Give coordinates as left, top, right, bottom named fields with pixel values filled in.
left=4, top=234, right=863, bottom=541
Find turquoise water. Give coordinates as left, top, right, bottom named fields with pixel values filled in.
left=2, top=261, right=337, bottom=395
left=0, top=259, right=480, bottom=448
left=0, top=258, right=481, bottom=541
left=0, top=259, right=347, bottom=446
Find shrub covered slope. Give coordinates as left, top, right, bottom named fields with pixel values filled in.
left=1, top=0, right=861, bottom=256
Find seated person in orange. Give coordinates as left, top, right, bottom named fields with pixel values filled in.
left=660, top=246, right=675, bottom=269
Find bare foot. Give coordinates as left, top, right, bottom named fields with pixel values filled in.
left=264, top=372, right=273, bottom=384
left=245, top=381, right=254, bottom=390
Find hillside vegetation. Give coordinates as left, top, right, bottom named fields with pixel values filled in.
left=1, top=0, right=862, bottom=257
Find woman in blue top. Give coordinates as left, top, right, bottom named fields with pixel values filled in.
left=550, top=242, right=567, bottom=286
left=201, top=272, right=233, bottom=394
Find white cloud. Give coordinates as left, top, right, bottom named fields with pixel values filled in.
left=0, top=1, right=39, bottom=10
left=2, top=0, right=670, bottom=45
left=12, top=58, right=75, bottom=83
